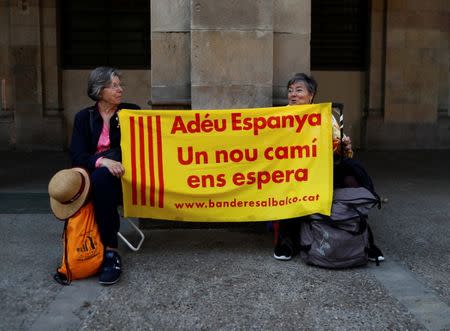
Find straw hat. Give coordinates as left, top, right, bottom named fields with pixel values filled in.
left=48, top=168, right=91, bottom=220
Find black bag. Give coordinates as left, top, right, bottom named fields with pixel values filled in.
left=300, top=187, right=381, bottom=269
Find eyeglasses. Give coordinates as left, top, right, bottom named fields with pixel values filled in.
left=288, top=88, right=305, bottom=94
left=105, top=83, right=124, bottom=90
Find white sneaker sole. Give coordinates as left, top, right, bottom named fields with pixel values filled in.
left=99, top=278, right=120, bottom=285
left=369, top=256, right=385, bottom=262
left=273, top=253, right=292, bottom=261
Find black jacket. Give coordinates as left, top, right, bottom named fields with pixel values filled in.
left=70, top=102, right=140, bottom=173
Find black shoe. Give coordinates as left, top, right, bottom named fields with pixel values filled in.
left=368, top=244, right=385, bottom=262
left=273, top=241, right=293, bottom=261
left=99, top=250, right=122, bottom=285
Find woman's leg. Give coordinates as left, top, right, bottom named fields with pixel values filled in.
left=91, top=167, right=122, bottom=249
left=278, top=219, right=301, bottom=245
left=274, top=219, right=301, bottom=260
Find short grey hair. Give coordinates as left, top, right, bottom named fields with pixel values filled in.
left=87, top=67, right=121, bottom=101
left=287, top=73, right=318, bottom=97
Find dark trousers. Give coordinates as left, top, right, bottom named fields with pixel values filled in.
left=277, top=218, right=305, bottom=252
left=334, top=157, right=375, bottom=192
left=91, top=167, right=122, bottom=248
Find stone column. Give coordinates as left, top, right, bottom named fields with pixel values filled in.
left=367, top=0, right=450, bottom=149
left=150, top=0, right=191, bottom=109
left=384, top=0, right=442, bottom=123
left=0, top=0, right=14, bottom=149
left=40, top=0, right=65, bottom=148
left=6, top=0, right=64, bottom=150
left=438, top=4, right=449, bottom=117
left=41, top=0, right=61, bottom=115
left=368, top=0, right=385, bottom=116
left=191, top=0, right=273, bottom=109
left=273, top=0, right=310, bottom=105
left=9, top=0, right=44, bottom=150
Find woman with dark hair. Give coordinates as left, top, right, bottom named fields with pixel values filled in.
left=273, top=73, right=381, bottom=261
left=70, top=67, right=140, bottom=285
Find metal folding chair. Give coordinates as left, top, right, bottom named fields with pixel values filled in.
left=117, top=206, right=145, bottom=251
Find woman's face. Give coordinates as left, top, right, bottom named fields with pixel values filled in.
left=99, top=76, right=123, bottom=105
left=287, top=81, right=314, bottom=105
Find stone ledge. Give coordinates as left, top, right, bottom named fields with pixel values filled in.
left=0, top=110, right=14, bottom=122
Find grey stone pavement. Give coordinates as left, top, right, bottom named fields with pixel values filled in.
left=0, top=150, right=449, bottom=331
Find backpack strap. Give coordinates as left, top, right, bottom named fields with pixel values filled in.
left=352, top=206, right=382, bottom=266
left=350, top=204, right=368, bottom=235
left=54, top=220, right=72, bottom=285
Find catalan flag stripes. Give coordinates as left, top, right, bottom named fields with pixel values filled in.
left=128, top=115, right=164, bottom=208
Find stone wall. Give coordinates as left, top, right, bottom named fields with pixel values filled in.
left=273, top=0, right=310, bottom=105
left=366, top=0, right=450, bottom=149
left=191, top=0, right=273, bottom=109
left=312, top=71, right=365, bottom=148
left=1, top=0, right=312, bottom=149
left=368, top=0, right=385, bottom=114
left=0, top=0, right=64, bottom=151
left=151, top=0, right=191, bottom=109
left=151, top=0, right=311, bottom=110
left=0, top=0, right=14, bottom=148
left=1, top=0, right=448, bottom=150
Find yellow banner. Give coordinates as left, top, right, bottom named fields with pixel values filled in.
left=119, top=103, right=333, bottom=221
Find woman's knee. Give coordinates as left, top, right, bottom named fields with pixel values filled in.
left=91, top=167, right=121, bottom=197
left=91, top=167, right=113, bottom=183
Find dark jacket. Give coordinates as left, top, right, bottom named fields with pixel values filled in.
left=70, top=102, right=140, bottom=173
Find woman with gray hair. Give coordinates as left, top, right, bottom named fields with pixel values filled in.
left=70, top=66, right=140, bottom=285
left=273, top=73, right=383, bottom=262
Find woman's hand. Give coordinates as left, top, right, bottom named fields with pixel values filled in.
left=99, top=158, right=125, bottom=178
left=342, top=136, right=353, bottom=157
left=342, top=136, right=352, bottom=151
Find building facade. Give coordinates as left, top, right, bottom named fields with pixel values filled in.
left=0, top=0, right=449, bottom=150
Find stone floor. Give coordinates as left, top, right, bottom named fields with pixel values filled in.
left=0, top=150, right=449, bottom=330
